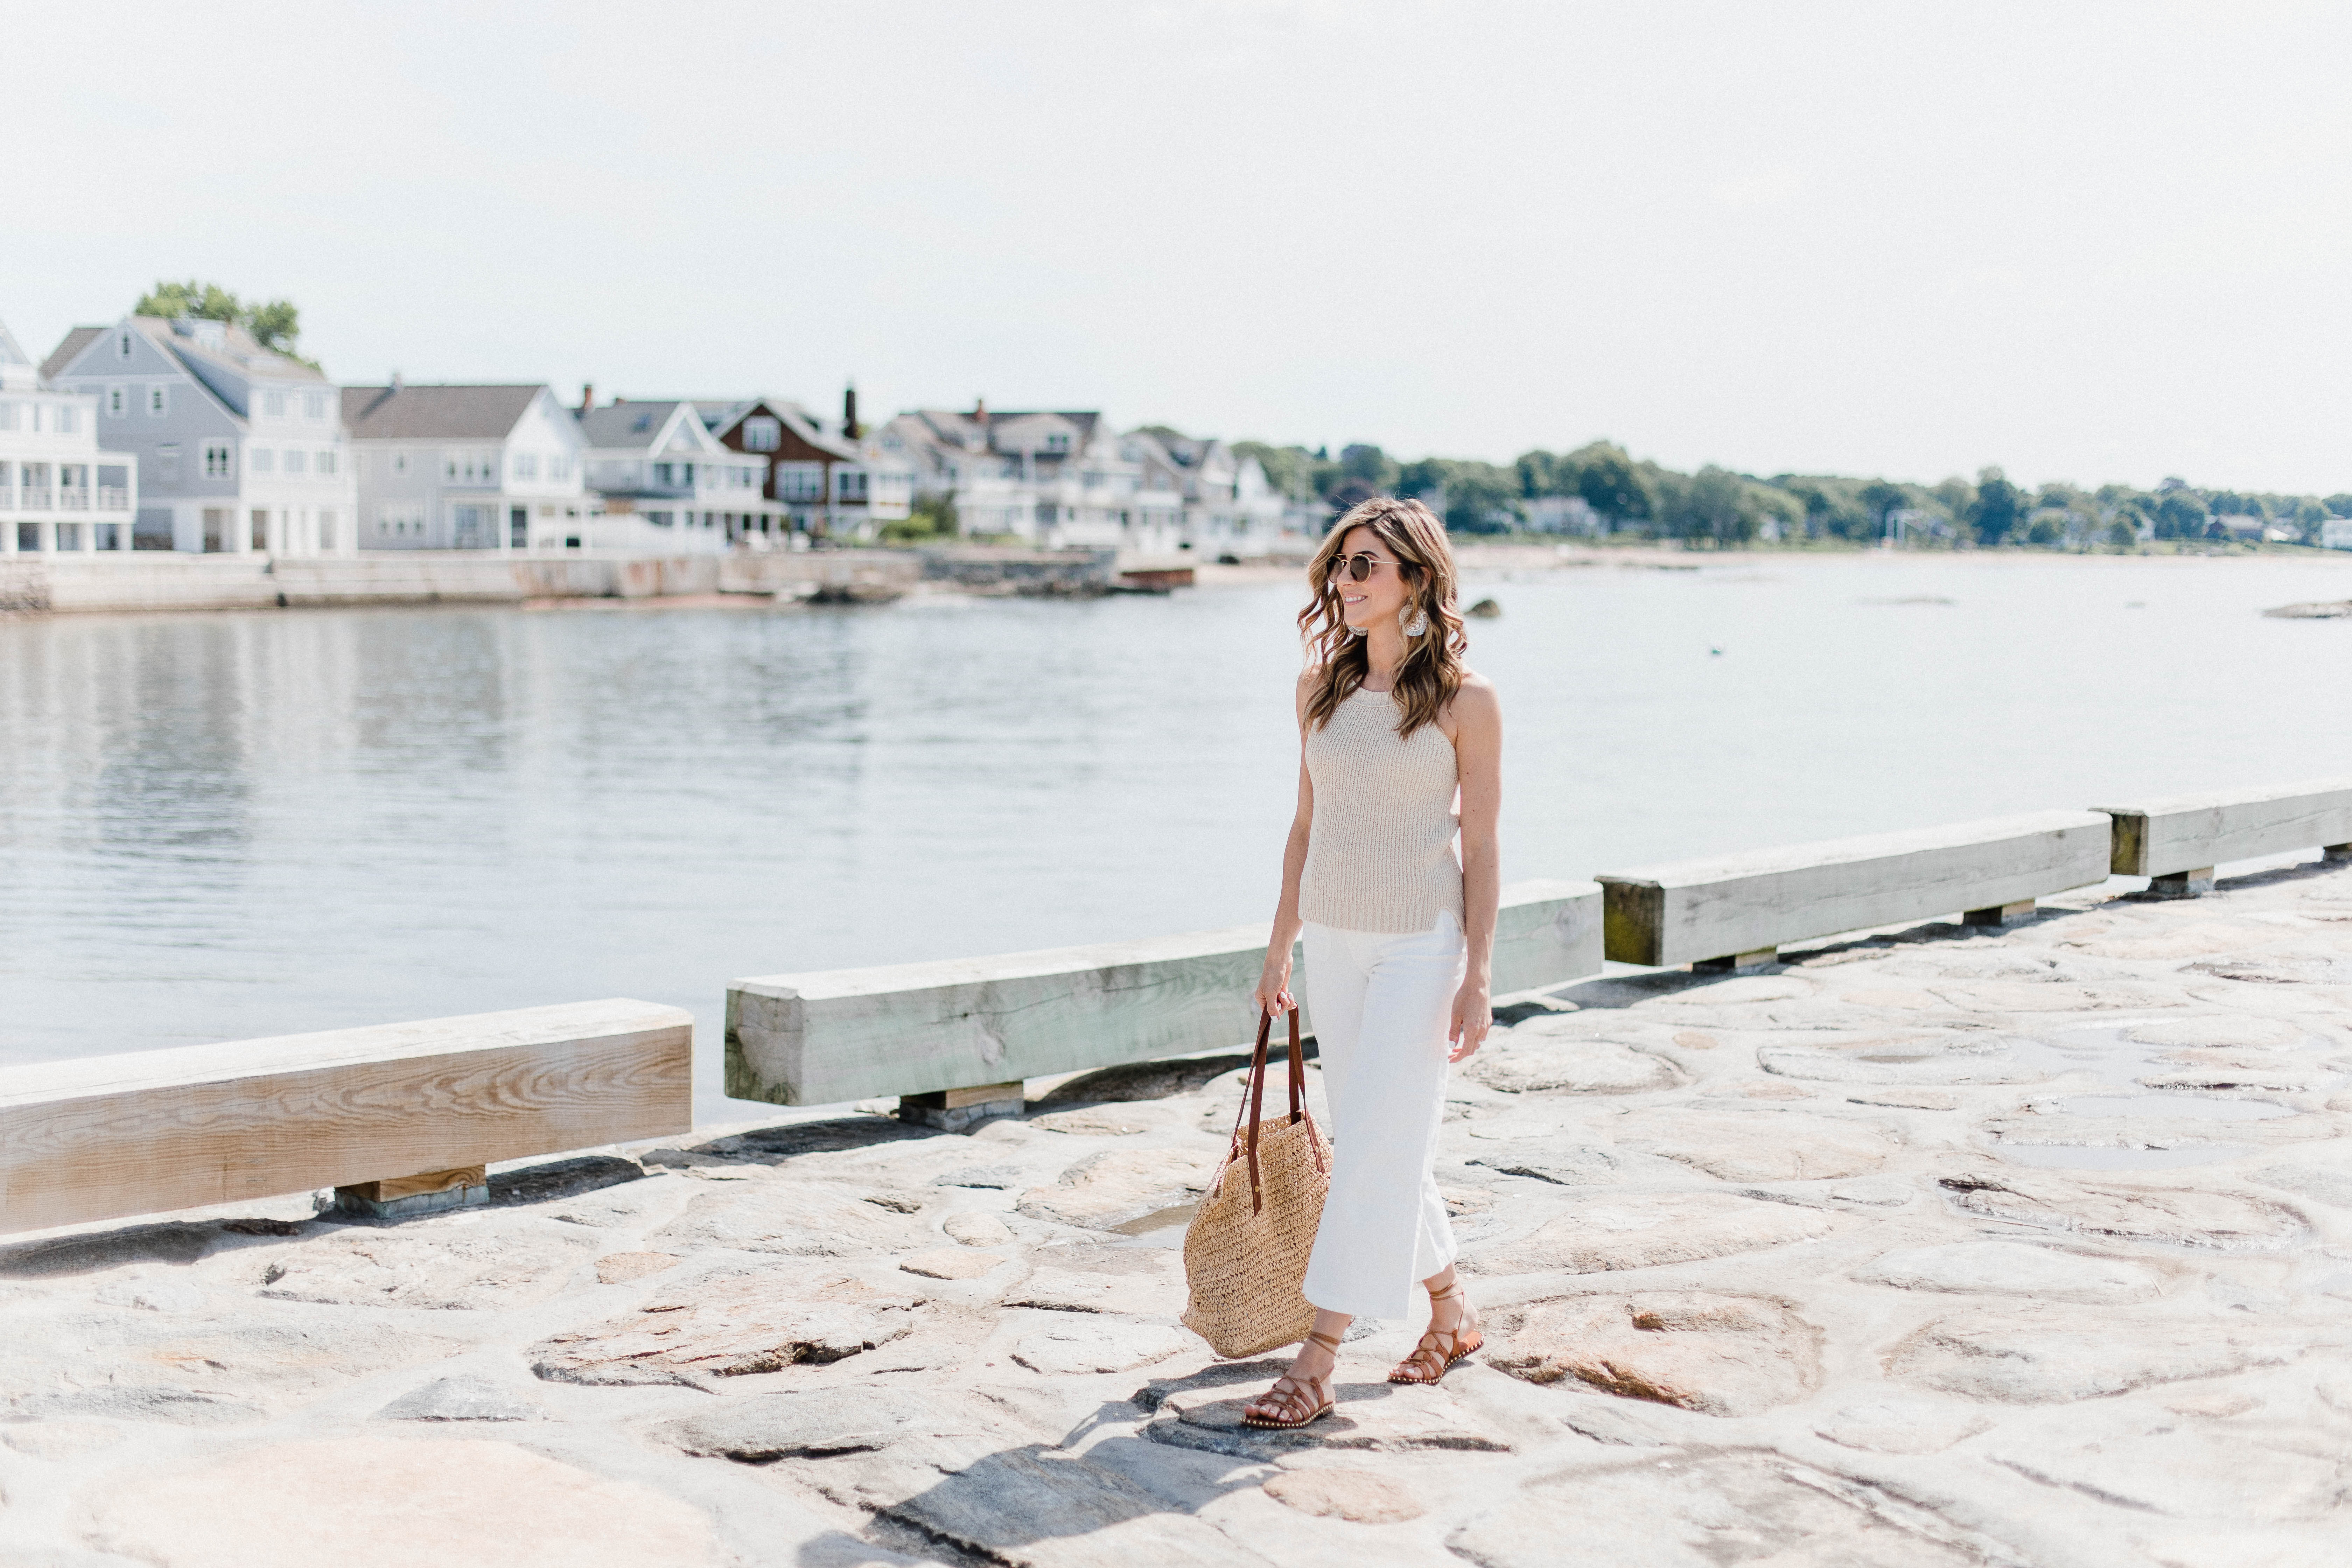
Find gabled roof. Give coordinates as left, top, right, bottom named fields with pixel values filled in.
left=342, top=384, right=545, bottom=441
left=576, top=400, right=685, bottom=450
left=687, top=397, right=860, bottom=462
left=39, top=327, right=102, bottom=384
left=900, top=408, right=1103, bottom=456
left=135, top=315, right=326, bottom=384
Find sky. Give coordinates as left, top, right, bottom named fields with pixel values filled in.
left=9, top=1, right=2352, bottom=494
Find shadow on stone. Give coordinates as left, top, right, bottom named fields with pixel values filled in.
left=0, top=1222, right=216, bottom=1278
left=1044, top=1052, right=1276, bottom=1106
left=490, top=1155, right=645, bottom=1206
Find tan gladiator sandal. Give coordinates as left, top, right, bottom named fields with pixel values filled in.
left=1389, top=1279, right=1482, bottom=1385
left=1241, top=1329, right=1341, bottom=1429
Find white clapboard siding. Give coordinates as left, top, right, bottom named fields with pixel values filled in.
left=728, top=879, right=1604, bottom=1106
left=2097, top=778, right=2352, bottom=877
left=0, top=1000, right=692, bottom=1236
left=1597, top=811, right=2111, bottom=968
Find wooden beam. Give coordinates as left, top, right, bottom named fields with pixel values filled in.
left=2096, top=778, right=2352, bottom=880
left=1597, top=811, right=2110, bottom=969
left=0, top=1000, right=692, bottom=1236
left=726, top=880, right=1604, bottom=1107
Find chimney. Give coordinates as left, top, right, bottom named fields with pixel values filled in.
left=973, top=396, right=986, bottom=423
left=579, top=382, right=594, bottom=414
left=842, top=382, right=861, bottom=440
left=390, top=370, right=404, bottom=393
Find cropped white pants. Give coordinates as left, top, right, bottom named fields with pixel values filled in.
left=1299, top=911, right=1466, bottom=1320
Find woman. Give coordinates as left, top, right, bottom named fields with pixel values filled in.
left=1242, top=496, right=1502, bottom=1430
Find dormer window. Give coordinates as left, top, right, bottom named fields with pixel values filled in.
left=743, top=416, right=780, bottom=452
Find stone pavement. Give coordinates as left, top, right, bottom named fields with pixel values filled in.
left=3, top=864, right=2350, bottom=1565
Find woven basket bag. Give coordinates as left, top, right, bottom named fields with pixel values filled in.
left=1181, top=1007, right=1331, bottom=1358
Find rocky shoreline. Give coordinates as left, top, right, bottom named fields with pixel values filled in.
left=4, top=866, right=2349, bottom=1565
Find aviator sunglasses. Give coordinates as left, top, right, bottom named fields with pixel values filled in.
left=1328, top=551, right=1407, bottom=582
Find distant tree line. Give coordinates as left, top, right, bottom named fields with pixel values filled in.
left=1232, top=438, right=2352, bottom=549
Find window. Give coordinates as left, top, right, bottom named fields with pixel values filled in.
left=1045, top=432, right=1070, bottom=453
left=443, top=450, right=497, bottom=483
left=160, top=444, right=183, bottom=482
left=204, top=443, right=233, bottom=478
left=316, top=449, right=336, bottom=476
left=0, top=403, right=14, bottom=431
left=391, top=452, right=409, bottom=476
left=148, top=385, right=167, bottom=416
left=284, top=450, right=307, bottom=476
left=303, top=392, right=325, bottom=419
left=377, top=503, right=424, bottom=537
left=512, top=453, right=539, bottom=481
left=107, top=386, right=126, bottom=417
left=776, top=462, right=825, bottom=501
left=835, top=468, right=869, bottom=501
left=251, top=448, right=275, bottom=474
left=743, top=416, right=780, bottom=452
left=117, top=331, right=133, bottom=359
left=550, top=455, right=574, bottom=482
left=263, top=392, right=286, bottom=416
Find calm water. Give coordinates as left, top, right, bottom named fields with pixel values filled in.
left=5, top=554, right=2351, bottom=1117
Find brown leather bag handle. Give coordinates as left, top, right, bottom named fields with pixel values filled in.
left=1231, top=1007, right=1315, bottom=1215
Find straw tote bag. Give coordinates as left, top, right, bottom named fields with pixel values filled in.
left=1181, top=1007, right=1331, bottom=1358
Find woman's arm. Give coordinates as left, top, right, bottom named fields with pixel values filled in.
left=1252, top=673, right=1317, bottom=1018
left=1448, top=675, right=1503, bottom=1060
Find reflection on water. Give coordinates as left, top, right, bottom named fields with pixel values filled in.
left=7, top=554, right=2352, bottom=1121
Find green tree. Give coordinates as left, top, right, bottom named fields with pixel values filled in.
left=2324, top=493, right=2352, bottom=519
left=1931, top=475, right=1978, bottom=523
left=133, top=278, right=313, bottom=364
left=1338, top=443, right=1398, bottom=493
left=1968, top=466, right=2022, bottom=545
left=2153, top=491, right=2208, bottom=540
left=2106, top=513, right=2141, bottom=548
left=1571, top=442, right=1652, bottom=525
left=2025, top=516, right=2060, bottom=546
left=1859, top=480, right=1907, bottom=538
left=1235, top=442, right=1330, bottom=503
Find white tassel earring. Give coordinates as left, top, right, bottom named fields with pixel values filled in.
left=1401, top=604, right=1428, bottom=638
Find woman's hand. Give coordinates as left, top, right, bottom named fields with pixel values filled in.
left=1253, top=958, right=1295, bottom=1020
left=1448, top=979, right=1492, bottom=1062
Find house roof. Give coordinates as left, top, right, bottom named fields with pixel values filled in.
left=902, top=408, right=1102, bottom=455
left=135, top=315, right=326, bottom=384
left=576, top=400, right=687, bottom=451
left=39, top=327, right=102, bottom=383
left=687, top=398, right=860, bottom=461
left=342, top=384, right=544, bottom=441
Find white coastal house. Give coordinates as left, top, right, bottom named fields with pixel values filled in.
left=1, top=316, right=136, bottom=555
left=876, top=406, right=1288, bottom=553
left=574, top=397, right=788, bottom=551
left=42, top=315, right=355, bottom=555
left=342, top=383, right=592, bottom=552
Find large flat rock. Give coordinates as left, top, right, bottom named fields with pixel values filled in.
left=1853, top=1240, right=2169, bottom=1303
left=1937, top=1170, right=2309, bottom=1251
left=646, top=1180, right=930, bottom=1258
left=82, top=1436, right=722, bottom=1567
left=1886, top=1306, right=2302, bottom=1402
left=255, top=1227, right=593, bottom=1310
left=1447, top=1448, right=2005, bottom=1567
left=1467, top=1191, right=1834, bottom=1276
left=1465, top=1036, right=1686, bottom=1095
left=1610, top=1109, right=1898, bottom=1181
left=1014, top=1147, right=1219, bottom=1230
left=528, top=1269, right=915, bottom=1387
left=1485, top=1292, right=1822, bottom=1417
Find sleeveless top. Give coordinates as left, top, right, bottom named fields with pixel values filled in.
left=1298, top=688, right=1464, bottom=933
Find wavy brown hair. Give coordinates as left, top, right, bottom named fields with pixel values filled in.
left=1298, top=497, right=1468, bottom=740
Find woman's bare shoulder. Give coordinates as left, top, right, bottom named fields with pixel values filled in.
left=1450, top=668, right=1500, bottom=713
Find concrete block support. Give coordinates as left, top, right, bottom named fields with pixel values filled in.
left=1962, top=899, right=2039, bottom=927
left=1693, top=948, right=1777, bottom=974
left=2147, top=867, right=2217, bottom=899
left=898, top=1082, right=1025, bottom=1132
left=333, top=1164, right=489, bottom=1220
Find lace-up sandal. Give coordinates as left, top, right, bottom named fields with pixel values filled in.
left=1389, top=1280, right=1482, bottom=1385
left=1241, top=1329, right=1341, bottom=1429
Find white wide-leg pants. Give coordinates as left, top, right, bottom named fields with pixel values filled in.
left=1298, top=912, right=1467, bottom=1320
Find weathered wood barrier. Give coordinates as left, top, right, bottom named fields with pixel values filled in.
left=2098, top=777, right=2352, bottom=897
left=0, top=1000, right=691, bottom=1235
left=1596, top=810, right=2112, bottom=972
left=728, top=878, right=1603, bottom=1126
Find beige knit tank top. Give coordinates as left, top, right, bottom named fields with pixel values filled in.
left=1298, top=688, right=1464, bottom=934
